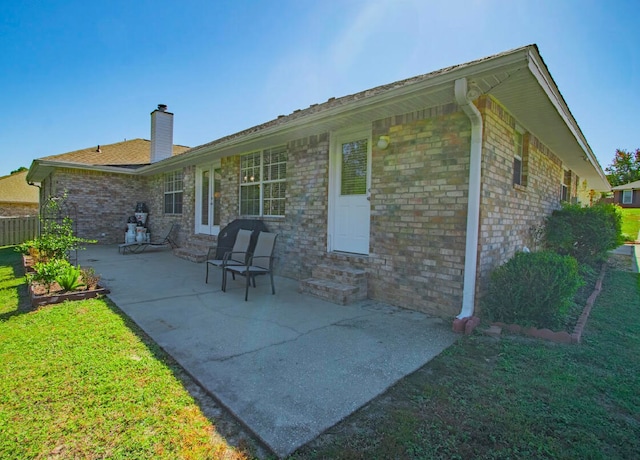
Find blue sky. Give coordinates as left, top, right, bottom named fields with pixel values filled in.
left=1, top=0, right=638, bottom=178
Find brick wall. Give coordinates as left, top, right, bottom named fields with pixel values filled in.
left=269, top=134, right=330, bottom=278
left=0, top=203, right=38, bottom=217
left=369, top=105, right=471, bottom=317
left=43, top=168, right=149, bottom=243
left=475, top=95, right=564, bottom=301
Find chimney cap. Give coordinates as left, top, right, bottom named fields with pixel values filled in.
left=157, top=104, right=168, bottom=112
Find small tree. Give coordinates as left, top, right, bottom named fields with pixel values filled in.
left=605, top=148, right=640, bottom=186
left=15, top=193, right=95, bottom=262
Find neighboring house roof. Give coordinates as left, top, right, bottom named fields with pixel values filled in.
left=0, top=171, right=39, bottom=204
left=612, top=180, right=640, bottom=191
left=27, top=138, right=190, bottom=182
left=137, top=44, right=609, bottom=191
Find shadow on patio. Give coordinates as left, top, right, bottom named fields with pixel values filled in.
left=79, top=244, right=458, bottom=458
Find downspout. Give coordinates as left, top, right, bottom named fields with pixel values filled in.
left=454, top=78, right=483, bottom=320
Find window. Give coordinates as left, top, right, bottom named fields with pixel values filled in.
left=164, top=171, right=183, bottom=214
left=513, top=130, right=524, bottom=186
left=341, top=139, right=368, bottom=195
left=561, top=170, right=572, bottom=202
left=240, top=146, right=287, bottom=216
left=622, top=190, right=633, bottom=205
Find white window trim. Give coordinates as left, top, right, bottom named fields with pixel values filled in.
left=622, top=189, right=633, bottom=205
left=239, top=146, right=287, bottom=217
left=164, top=170, right=183, bottom=215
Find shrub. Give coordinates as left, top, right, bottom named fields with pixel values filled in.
left=29, top=259, right=72, bottom=293
left=484, top=251, right=583, bottom=329
left=80, top=267, right=101, bottom=290
left=56, top=265, right=85, bottom=292
left=544, top=203, right=623, bottom=266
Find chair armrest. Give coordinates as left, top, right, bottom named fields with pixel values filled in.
left=223, top=251, right=248, bottom=264
left=247, top=254, right=275, bottom=268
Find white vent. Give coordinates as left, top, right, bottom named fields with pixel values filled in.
left=150, top=104, right=173, bottom=163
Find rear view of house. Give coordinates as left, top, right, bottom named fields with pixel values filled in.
left=27, top=44, right=610, bottom=321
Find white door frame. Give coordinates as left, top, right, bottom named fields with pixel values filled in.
left=327, top=126, right=372, bottom=254
left=195, top=161, right=221, bottom=236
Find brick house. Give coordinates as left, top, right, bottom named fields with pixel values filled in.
left=0, top=170, right=39, bottom=216
left=611, top=180, right=640, bottom=208
left=27, top=134, right=190, bottom=243
left=27, top=44, right=610, bottom=320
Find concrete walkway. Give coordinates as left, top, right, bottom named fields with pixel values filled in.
left=78, top=245, right=458, bottom=457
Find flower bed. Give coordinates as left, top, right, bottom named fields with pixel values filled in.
left=29, top=281, right=109, bottom=307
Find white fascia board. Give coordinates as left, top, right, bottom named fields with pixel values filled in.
left=27, top=160, right=139, bottom=183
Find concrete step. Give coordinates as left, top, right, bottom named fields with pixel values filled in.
left=174, top=234, right=216, bottom=263
left=174, top=247, right=207, bottom=263
left=311, top=264, right=367, bottom=290
left=299, top=278, right=362, bottom=306
left=185, top=234, right=216, bottom=252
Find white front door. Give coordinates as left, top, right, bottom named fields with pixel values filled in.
left=329, top=129, right=371, bottom=254
left=195, top=163, right=222, bottom=235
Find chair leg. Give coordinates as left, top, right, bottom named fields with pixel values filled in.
left=222, top=267, right=227, bottom=292
left=270, top=271, right=275, bottom=295
left=205, top=262, right=209, bottom=283
left=244, top=271, right=250, bottom=301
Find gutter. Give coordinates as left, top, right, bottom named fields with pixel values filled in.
left=454, top=78, right=483, bottom=320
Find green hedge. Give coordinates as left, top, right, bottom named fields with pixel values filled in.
left=484, top=251, right=583, bottom=329
left=544, top=203, right=623, bottom=266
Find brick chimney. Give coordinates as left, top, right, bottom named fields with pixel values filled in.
left=150, top=104, right=173, bottom=163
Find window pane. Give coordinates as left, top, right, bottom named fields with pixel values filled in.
left=341, top=139, right=367, bottom=196
left=213, top=168, right=222, bottom=225
left=241, top=152, right=261, bottom=183
left=174, top=192, right=183, bottom=214
left=200, top=170, right=209, bottom=225
left=264, top=182, right=286, bottom=216
left=240, top=184, right=260, bottom=215
left=513, top=157, right=522, bottom=185
left=623, top=190, right=633, bottom=204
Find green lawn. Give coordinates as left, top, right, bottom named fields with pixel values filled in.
left=2, top=245, right=639, bottom=459
left=620, top=208, right=640, bottom=241
left=0, top=247, right=253, bottom=459
left=294, top=265, right=640, bottom=458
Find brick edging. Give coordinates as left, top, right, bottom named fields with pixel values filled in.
left=452, top=263, right=608, bottom=344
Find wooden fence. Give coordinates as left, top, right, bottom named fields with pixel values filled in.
left=0, top=216, right=39, bottom=246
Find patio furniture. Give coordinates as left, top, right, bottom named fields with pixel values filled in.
left=205, top=228, right=252, bottom=285
left=210, top=219, right=269, bottom=260
left=224, top=231, right=278, bottom=301
left=118, top=223, right=179, bottom=254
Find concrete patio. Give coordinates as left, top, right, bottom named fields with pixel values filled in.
left=78, top=245, right=458, bottom=458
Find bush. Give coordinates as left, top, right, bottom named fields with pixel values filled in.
left=29, top=259, right=72, bottom=293
left=56, top=265, right=85, bottom=292
left=484, top=251, right=584, bottom=329
left=544, top=203, right=623, bottom=266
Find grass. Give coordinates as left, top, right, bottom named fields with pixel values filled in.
left=620, top=208, right=640, bottom=241
left=294, top=265, right=640, bottom=459
left=2, top=245, right=639, bottom=459
left=0, top=246, right=253, bottom=459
